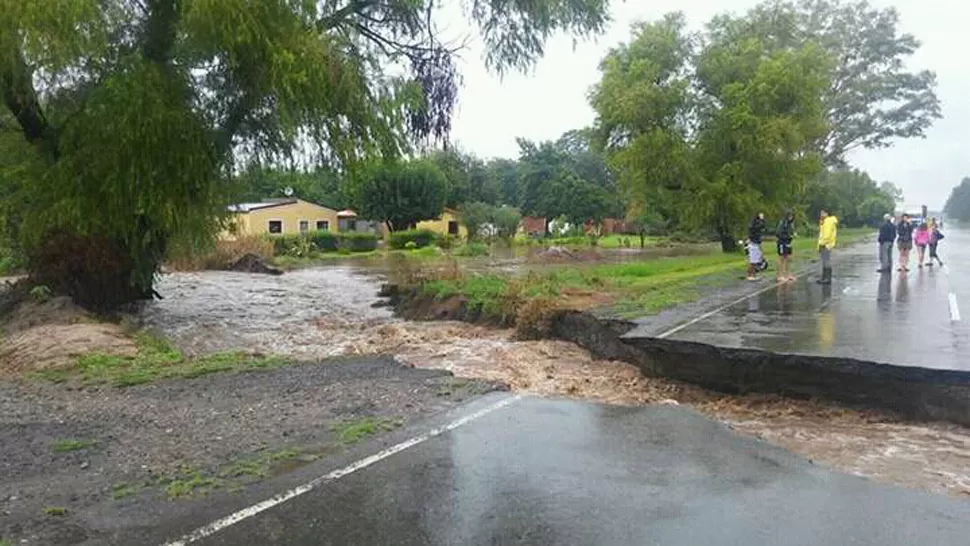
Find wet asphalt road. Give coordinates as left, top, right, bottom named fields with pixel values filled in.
left=156, top=395, right=970, bottom=546
left=653, top=225, right=970, bottom=370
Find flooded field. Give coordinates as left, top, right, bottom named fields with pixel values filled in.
left=141, top=266, right=970, bottom=498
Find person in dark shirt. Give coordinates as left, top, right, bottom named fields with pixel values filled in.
left=896, top=214, right=914, bottom=272
left=877, top=214, right=896, bottom=273
left=746, top=212, right=767, bottom=281
left=775, top=209, right=796, bottom=282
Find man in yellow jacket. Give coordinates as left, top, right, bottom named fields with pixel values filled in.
left=817, top=209, right=839, bottom=285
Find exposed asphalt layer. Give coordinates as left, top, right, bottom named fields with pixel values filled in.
left=137, top=395, right=970, bottom=546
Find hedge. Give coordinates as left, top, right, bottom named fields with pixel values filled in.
left=339, top=232, right=379, bottom=252
left=388, top=229, right=438, bottom=250
left=270, top=231, right=379, bottom=256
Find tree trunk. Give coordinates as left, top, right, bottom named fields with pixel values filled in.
left=719, top=232, right=738, bottom=253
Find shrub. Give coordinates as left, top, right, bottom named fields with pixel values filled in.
left=492, top=206, right=522, bottom=241
left=404, top=241, right=418, bottom=250
left=454, top=242, right=489, bottom=257
left=389, top=229, right=437, bottom=249
left=339, top=232, right=378, bottom=252
left=436, top=233, right=456, bottom=250
left=307, top=230, right=338, bottom=252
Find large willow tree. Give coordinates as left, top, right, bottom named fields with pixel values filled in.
left=0, top=0, right=609, bottom=307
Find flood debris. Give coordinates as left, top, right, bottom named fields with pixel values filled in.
left=228, top=253, right=283, bottom=275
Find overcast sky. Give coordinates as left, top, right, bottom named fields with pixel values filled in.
left=446, top=0, right=967, bottom=211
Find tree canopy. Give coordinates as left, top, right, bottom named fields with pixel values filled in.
left=347, top=159, right=447, bottom=232
left=706, top=0, right=941, bottom=166
left=944, top=178, right=970, bottom=222
left=0, top=0, right=611, bottom=306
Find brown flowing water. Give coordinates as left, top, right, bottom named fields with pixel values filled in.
left=141, top=266, right=970, bottom=497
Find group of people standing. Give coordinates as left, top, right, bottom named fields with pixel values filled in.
left=877, top=214, right=944, bottom=273
left=745, top=209, right=810, bottom=283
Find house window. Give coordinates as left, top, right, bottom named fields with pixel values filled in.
left=316, top=220, right=329, bottom=231
left=448, top=221, right=459, bottom=235
left=299, top=220, right=309, bottom=233
left=268, top=220, right=283, bottom=234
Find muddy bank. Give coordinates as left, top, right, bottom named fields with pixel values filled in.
left=0, top=356, right=499, bottom=545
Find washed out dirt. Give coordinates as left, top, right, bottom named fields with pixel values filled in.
left=134, top=267, right=970, bottom=498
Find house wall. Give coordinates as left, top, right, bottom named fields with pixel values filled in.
left=416, top=209, right=467, bottom=239
left=230, top=200, right=340, bottom=237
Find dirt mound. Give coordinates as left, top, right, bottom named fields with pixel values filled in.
left=0, top=296, right=136, bottom=375
left=228, top=253, right=283, bottom=275
left=0, top=323, right=137, bottom=375
left=529, top=246, right=602, bottom=263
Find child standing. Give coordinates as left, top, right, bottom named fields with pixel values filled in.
left=914, top=223, right=930, bottom=268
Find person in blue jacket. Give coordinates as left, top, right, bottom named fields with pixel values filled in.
left=877, top=214, right=895, bottom=273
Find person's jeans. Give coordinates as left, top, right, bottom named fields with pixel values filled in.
left=879, top=242, right=893, bottom=270
left=820, top=247, right=831, bottom=270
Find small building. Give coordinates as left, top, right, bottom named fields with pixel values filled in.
left=337, top=209, right=384, bottom=237
left=225, top=198, right=339, bottom=238
left=520, top=216, right=546, bottom=237
left=416, top=208, right=467, bottom=239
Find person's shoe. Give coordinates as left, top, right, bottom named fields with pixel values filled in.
left=747, top=276, right=758, bottom=282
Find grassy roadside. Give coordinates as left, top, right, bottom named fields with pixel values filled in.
left=33, top=332, right=287, bottom=387
left=407, top=226, right=877, bottom=327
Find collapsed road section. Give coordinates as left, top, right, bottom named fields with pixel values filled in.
left=552, top=311, right=970, bottom=426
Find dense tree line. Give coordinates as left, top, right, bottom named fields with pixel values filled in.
left=944, top=178, right=970, bottom=222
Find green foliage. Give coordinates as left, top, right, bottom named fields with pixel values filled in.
left=454, top=242, right=490, bottom=257
left=516, top=135, right=621, bottom=222
left=805, top=169, right=900, bottom=227
left=389, top=229, right=438, bottom=250
left=44, top=507, right=68, bottom=517
left=1, top=0, right=610, bottom=308
left=37, top=331, right=287, bottom=387
left=714, top=0, right=941, bottom=165
left=29, top=284, right=52, bottom=302
left=338, top=232, right=379, bottom=252
left=492, top=206, right=523, bottom=240
left=591, top=11, right=830, bottom=251
left=234, top=167, right=346, bottom=209
left=271, top=231, right=376, bottom=257
left=52, top=438, right=97, bottom=453
left=459, top=202, right=494, bottom=241
left=427, top=148, right=500, bottom=206
left=944, top=177, right=970, bottom=222
left=347, top=159, right=448, bottom=232
left=332, top=417, right=403, bottom=444
left=435, top=234, right=456, bottom=250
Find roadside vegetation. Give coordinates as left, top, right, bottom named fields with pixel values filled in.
left=33, top=331, right=287, bottom=387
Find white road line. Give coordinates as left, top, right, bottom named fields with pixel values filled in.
left=657, top=275, right=802, bottom=339
left=162, top=395, right=522, bottom=546
left=949, top=293, right=961, bottom=322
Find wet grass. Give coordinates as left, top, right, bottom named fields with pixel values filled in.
left=52, top=438, right=97, bottom=453
left=332, top=417, right=404, bottom=444
left=43, top=507, right=67, bottom=517
left=110, top=449, right=313, bottom=502
left=414, top=228, right=876, bottom=323
left=33, top=332, right=289, bottom=387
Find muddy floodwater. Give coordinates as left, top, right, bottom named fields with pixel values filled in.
left=142, top=266, right=970, bottom=497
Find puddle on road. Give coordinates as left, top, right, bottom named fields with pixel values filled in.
left=142, top=267, right=970, bottom=498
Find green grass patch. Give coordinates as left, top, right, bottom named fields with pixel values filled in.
left=52, top=438, right=97, bottom=453
left=44, top=507, right=68, bottom=517
left=161, top=472, right=222, bottom=499
left=110, top=482, right=145, bottom=500
left=332, top=417, right=404, bottom=445
left=35, top=331, right=289, bottom=387
left=0, top=538, right=11, bottom=546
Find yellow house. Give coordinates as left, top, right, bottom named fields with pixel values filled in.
left=225, top=198, right=339, bottom=238
left=416, top=208, right=467, bottom=239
